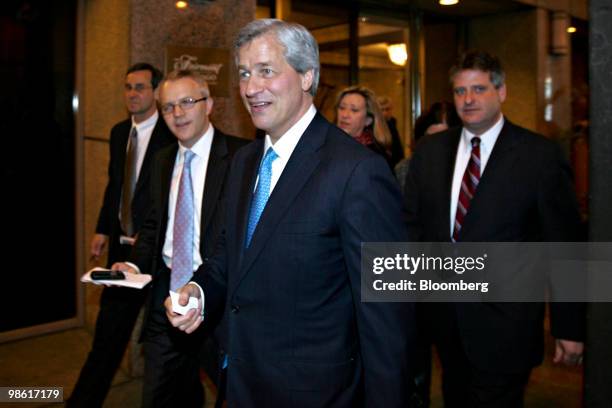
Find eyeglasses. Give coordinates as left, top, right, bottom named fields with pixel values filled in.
left=160, top=97, right=208, bottom=115
left=124, top=83, right=152, bottom=92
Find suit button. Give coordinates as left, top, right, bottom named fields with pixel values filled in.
left=231, top=305, right=240, bottom=313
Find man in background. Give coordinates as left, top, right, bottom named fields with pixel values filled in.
left=113, top=69, right=246, bottom=407
left=404, top=50, right=584, bottom=407
left=68, top=63, right=175, bottom=407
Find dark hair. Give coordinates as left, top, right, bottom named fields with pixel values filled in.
left=126, top=62, right=163, bottom=89
left=414, top=101, right=461, bottom=143
left=449, top=50, right=505, bottom=89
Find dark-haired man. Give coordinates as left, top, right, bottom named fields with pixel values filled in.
left=68, top=63, right=175, bottom=407
left=404, top=50, right=584, bottom=407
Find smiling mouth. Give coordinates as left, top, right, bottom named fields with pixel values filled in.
left=249, top=101, right=271, bottom=112
left=175, top=121, right=190, bottom=128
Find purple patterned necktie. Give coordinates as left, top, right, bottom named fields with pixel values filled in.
left=452, top=137, right=481, bottom=242
left=171, top=150, right=196, bottom=291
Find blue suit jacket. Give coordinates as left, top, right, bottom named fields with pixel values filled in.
left=194, top=113, right=416, bottom=407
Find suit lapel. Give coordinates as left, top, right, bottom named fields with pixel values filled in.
left=458, top=120, right=519, bottom=240
left=235, top=114, right=327, bottom=288
left=134, top=118, right=167, bottom=197
left=199, top=129, right=229, bottom=253
left=234, top=139, right=264, bottom=259
left=159, top=144, right=178, bottom=225
left=439, top=129, right=461, bottom=241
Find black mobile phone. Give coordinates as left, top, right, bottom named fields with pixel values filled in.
left=91, top=270, right=126, bottom=280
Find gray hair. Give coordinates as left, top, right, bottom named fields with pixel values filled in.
left=234, top=19, right=320, bottom=96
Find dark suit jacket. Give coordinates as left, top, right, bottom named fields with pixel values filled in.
left=193, top=113, right=415, bottom=408
left=131, top=128, right=247, bottom=319
left=95, top=116, right=175, bottom=266
left=404, top=119, right=584, bottom=373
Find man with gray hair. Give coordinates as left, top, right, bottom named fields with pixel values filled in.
left=112, top=69, right=247, bottom=407
left=167, top=19, right=416, bottom=407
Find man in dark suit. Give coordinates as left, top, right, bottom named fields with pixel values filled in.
left=404, top=50, right=584, bottom=407
left=68, top=63, right=175, bottom=408
left=113, top=69, right=246, bottom=407
left=167, top=19, right=415, bottom=408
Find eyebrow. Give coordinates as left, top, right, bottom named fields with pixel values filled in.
left=239, top=62, right=272, bottom=70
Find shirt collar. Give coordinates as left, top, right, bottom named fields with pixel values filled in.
left=132, top=110, right=158, bottom=133
left=461, top=114, right=505, bottom=152
left=264, top=105, right=317, bottom=160
left=178, top=123, right=214, bottom=159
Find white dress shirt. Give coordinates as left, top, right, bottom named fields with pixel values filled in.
left=119, top=111, right=159, bottom=242
left=190, top=105, right=317, bottom=315
left=162, top=123, right=215, bottom=271
left=449, top=115, right=504, bottom=237
left=130, top=110, right=158, bottom=177
left=258, top=104, right=317, bottom=193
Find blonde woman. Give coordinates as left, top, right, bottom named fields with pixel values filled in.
left=335, top=85, right=392, bottom=166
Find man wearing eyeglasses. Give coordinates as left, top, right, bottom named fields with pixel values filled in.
left=69, top=63, right=175, bottom=408
left=111, top=69, right=247, bottom=407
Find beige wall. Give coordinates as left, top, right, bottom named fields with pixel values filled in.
left=468, top=10, right=539, bottom=133
left=424, top=22, right=458, bottom=110
left=82, top=0, right=131, bottom=332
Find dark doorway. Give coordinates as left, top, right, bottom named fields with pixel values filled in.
left=0, top=0, right=77, bottom=332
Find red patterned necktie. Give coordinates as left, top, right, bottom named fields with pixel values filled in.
left=452, top=137, right=481, bottom=242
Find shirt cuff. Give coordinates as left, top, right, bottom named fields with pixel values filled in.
left=188, top=282, right=205, bottom=317
left=124, top=262, right=141, bottom=274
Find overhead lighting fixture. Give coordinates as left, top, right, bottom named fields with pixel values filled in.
left=176, top=1, right=188, bottom=9
left=567, top=26, right=577, bottom=33
left=439, top=0, right=459, bottom=5
left=387, top=43, right=408, bottom=66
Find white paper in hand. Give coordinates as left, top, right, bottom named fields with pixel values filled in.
left=169, top=290, right=199, bottom=315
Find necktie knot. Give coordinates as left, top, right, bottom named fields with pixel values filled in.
left=261, top=147, right=278, bottom=168
left=471, top=137, right=481, bottom=148
left=184, top=149, right=195, bottom=167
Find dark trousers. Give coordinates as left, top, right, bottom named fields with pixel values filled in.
left=141, top=264, right=207, bottom=408
left=430, top=305, right=531, bottom=408
left=68, top=285, right=148, bottom=408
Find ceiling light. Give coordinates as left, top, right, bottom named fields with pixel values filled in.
left=567, top=26, right=577, bottom=33
left=439, top=0, right=459, bottom=5
left=387, top=43, right=408, bottom=66
left=176, top=1, right=188, bottom=9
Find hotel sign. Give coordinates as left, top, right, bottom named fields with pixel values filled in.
left=165, top=46, right=230, bottom=96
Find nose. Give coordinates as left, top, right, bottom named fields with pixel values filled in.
left=464, top=90, right=474, bottom=104
left=171, top=104, right=185, bottom=117
left=243, top=75, right=262, bottom=98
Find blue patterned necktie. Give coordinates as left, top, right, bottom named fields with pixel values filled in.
left=171, top=150, right=196, bottom=291
left=245, top=147, right=278, bottom=248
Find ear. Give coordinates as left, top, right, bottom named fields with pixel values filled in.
left=205, top=96, right=214, bottom=115
left=301, top=69, right=314, bottom=93
left=497, top=83, right=507, bottom=103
